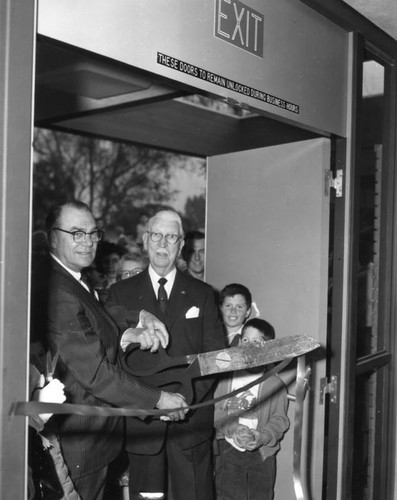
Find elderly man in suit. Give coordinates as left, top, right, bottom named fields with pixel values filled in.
left=31, top=201, right=187, bottom=500
left=106, top=210, right=225, bottom=500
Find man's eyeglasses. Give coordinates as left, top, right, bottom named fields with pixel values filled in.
left=147, top=231, right=182, bottom=244
left=53, top=227, right=104, bottom=243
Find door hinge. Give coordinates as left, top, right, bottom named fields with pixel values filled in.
left=325, top=169, right=343, bottom=198
left=319, top=375, right=338, bottom=404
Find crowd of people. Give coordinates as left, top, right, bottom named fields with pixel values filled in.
left=29, top=202, right=290, bottom=500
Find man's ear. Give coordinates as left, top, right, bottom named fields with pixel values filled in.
left=178, top=239, right=185, bottom=257
left=142, top=231, right=148, bottom=250
left=245, top=307, right=252, bottom=320
left=47, top=230, right=56, bottom=250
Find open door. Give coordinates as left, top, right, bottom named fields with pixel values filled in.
left=206, top=138, right=331, bottom=499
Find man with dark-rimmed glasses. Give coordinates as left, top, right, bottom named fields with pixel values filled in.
left=30, top=200, right=187, bottom=500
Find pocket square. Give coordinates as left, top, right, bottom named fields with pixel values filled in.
left=185, top=306, right=200, bottom=318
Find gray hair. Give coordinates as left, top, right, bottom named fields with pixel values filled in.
left=148, top=210, right=184, bottom=235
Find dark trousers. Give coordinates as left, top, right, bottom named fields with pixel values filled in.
left=128, top=438, right=214, bottom=500
left=73, top=464, right=108, bottom=500
left=215, top=440, right=276, bottom=500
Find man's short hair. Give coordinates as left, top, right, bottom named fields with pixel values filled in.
left=219, top=283, right=252, bottom=308
left=182, top=231, right=205, bottom=262
left=242, top=318, right=275, bottom=341
left=45, top=200, right=92, bottom=235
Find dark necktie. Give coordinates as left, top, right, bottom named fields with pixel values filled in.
left=158, top=277, right=168, bottom=314
left=80, top=275, right=98, bottom=300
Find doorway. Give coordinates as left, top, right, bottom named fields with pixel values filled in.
left=206, top=139, right=332, bottom=499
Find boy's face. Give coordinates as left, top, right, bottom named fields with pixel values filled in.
left=220, top=294, right=251, bottom=331
left=241, top=326, right=266, bottom=346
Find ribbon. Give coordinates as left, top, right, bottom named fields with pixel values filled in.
left=10, top=358, right=293, bottom=419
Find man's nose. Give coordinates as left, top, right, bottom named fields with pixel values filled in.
left=159, top=235, right=168, bottom=247
left=80, top=234, right=95, bottom=247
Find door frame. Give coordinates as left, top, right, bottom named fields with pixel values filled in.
left=324, top=33, right=397, bottom=500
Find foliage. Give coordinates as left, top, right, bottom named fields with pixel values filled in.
left=33, top=128, right=183, bottom=231
left=184, top=195, right=206, bottom=231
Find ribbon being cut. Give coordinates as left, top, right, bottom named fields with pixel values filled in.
left=12, top=334, right=320, bottom=418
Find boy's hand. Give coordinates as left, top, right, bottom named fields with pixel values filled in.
left=241, top=429, right=262, bottom=450
left=230, top=423, right=255, bottom=448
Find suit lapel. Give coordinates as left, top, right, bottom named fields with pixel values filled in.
left=51, top=258, right=118, bottom=330
left=134, top=270, right=159, bottom=313
left=166, top=271, right=189, bottom=328
left=52, top=259, right=98, bottom=305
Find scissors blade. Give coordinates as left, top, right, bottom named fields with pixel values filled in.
left=122, top=333, right=320, bottom=379
left=187, top=334, right=320, bottom=376
left=46, top=351, right=59, bottom=382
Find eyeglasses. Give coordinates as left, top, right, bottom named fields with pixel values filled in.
left=147, top=231, right=182, bottom=244
left=241, top=337, right=266, bottom=346
left=53, top=227, right=104, bottom=243
left=119, top=268, right=145, bottom=279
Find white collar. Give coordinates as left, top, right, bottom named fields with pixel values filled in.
left=50, top=253, right=82, bottom=282
left=148, top=265, right=177, bottom=296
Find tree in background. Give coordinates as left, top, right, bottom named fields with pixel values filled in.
left=33, top=128, right=205, bottom=234
left=184, top=195, right=206, bottom=231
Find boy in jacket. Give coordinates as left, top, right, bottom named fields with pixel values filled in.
left=214, top=318, right=290, bottom=500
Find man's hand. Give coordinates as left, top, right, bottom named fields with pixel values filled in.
left=34, top=374, right=66, bottom=423
left=139, top=310, right=169, bottom=349
left=121, top=327, right=167, bottom=353
left=156, top=391, right=188, bottom=421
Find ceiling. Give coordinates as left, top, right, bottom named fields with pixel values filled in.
left=35, top=2, right=397, bottom=158
left=343, top=0, right=397, bottom=41
left=34, top=40, right=319, bottom=157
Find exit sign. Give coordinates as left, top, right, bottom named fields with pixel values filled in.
left=214, top=0, right=264, bottom=57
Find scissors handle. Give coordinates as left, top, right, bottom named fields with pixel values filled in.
left=122, top=344, right=190, bottom=376
left=121, top=345, right=194, bottom=403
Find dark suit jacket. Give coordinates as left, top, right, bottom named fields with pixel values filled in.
left=106, top=268, right=225, bottom=453
left=30, top=256, right=161, bottom=478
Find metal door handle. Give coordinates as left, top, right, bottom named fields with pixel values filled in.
left=289, top=355, right=312, bottom=500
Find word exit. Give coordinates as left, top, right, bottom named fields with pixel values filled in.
left=214, top=0, right=264, bottom=57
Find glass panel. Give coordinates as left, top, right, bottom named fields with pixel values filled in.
left=356, top=59, right=384, bottom=358
left=352, top=51, right=390, bottom=500
left=352, top=370, right=377, bottom=500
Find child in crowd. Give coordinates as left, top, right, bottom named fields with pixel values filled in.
left=219, top=283, right=252, bottom=346
left=214, top=318, right=290, bottom=500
